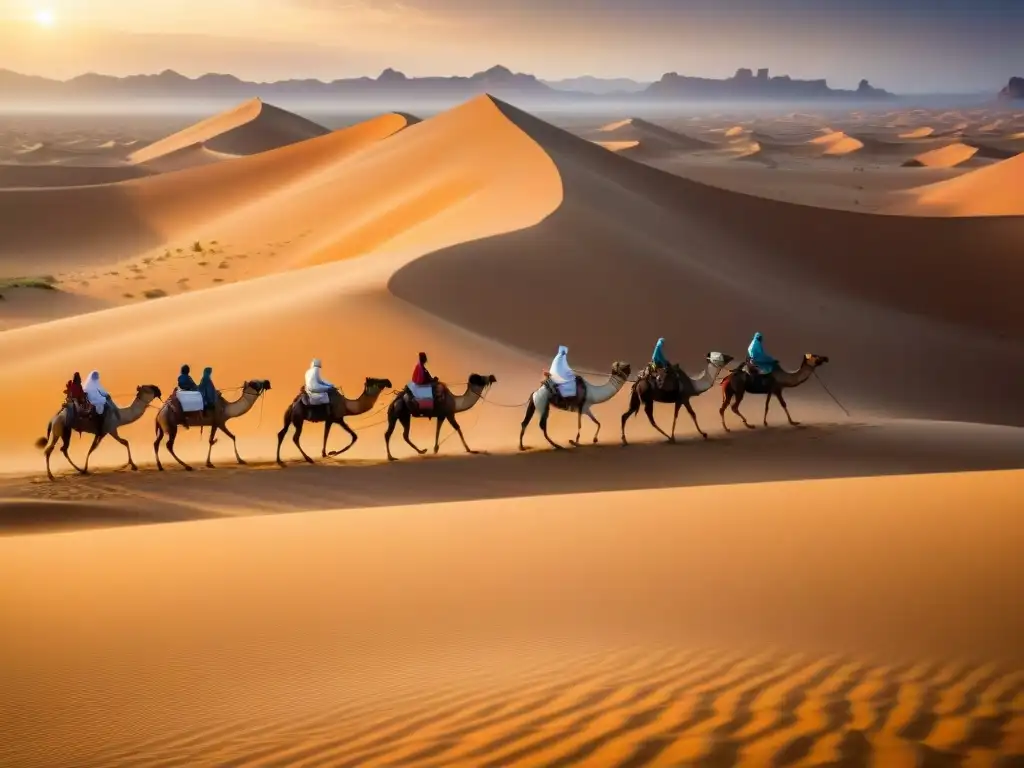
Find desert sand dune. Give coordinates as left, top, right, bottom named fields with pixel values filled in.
left=894, top=151, right=1024, bottom=216
left=0, top=162, right=151, bottom=188
left=902, top=142, right=980, bottom=168
left=807, top=131, right=865, bottom=156
left=1, top=469, right=1021, bottom=767
left=127, top=98, right=330, bottom=167
left=0, top=111, right=414, bottom=274
left=0, top=95, right=1021, bottom=768
left=594, top=117, right=716, bottom=155
left=898, top=127, right=935, bottom=139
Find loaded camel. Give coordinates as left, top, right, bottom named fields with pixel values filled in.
left=36, top=384, right=163, bottom=480
left=520, top=361, right=632, bottom=451
left=621, top=352, right=733, bottom=444
left=153, top=379, right=272, bottom=471
left=276, top=377, right=393, bottom=464
left=720, top=354, right=829, bottom=431
left=384, top=373, right=497, bottom=461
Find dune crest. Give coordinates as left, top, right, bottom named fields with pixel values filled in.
left=895, top=151, right=1024, bottom=215
left=595, top=117, right=715, bottom=154
left=902, top=142, right=980, bottom=168
left=898, top=126, right=935, bottom=139
left=128, top=98, right=330, bottom=168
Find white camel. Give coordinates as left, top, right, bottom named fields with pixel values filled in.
left=519, top=361, right=632, bottom=450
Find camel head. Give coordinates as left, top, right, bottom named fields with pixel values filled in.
left=468, top=373, right=497, bottom=389
left=137, top=384, right=163, bottom=402
left=611, top=362, right=632, bottom=379
left=804, top=354, right=829, bottom=368
left=364, top=377, right=393, bottom=394
left=706, top=352, right=734, bottom=368
left=244, top=379, right=272, bottom=394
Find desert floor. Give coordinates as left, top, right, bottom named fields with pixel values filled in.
left=1, top=98, right=1022, bottom=767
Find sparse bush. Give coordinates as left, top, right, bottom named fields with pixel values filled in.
left=143, top=288, right=167, bottom=299
left=0, top=276, right=58, bottom=291
left=218, top=261, right=229, bottom=269
left=192, top=241, right=203, bottom=252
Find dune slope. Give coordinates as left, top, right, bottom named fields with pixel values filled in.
left=895, top=151, right=1024, bottom=215
left=128, top=98, right=329, bottom=167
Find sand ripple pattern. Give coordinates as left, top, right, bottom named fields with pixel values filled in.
left=9, top=648, right=1019, bottom=768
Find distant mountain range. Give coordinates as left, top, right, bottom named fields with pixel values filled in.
left=998, top=77, right=1024, bottom=101
left=0, top=65, right=897, bottom=103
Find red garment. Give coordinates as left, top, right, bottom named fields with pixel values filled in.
left=65, top=379, right=85, bottom=402
left=411, top=363, right=432, bottom=386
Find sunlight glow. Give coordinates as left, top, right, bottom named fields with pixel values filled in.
left=33, top=8, right=56, bottom=27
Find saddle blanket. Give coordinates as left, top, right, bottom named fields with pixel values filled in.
left=304, top=390, right=330, bottom=406
left=407, top=382, right=434, bottom=410
left=175, top=390, right=205, bottom=412
left=551, top=380, right=577, bottom=398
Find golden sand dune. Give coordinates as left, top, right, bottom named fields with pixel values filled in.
left=807, top=131, right=865, bottom=156
left=127, top=98, right=331, bottom=168
left=724, top=125, right=747, bottom=137
left=895, top=150, right=1024, bottom=216
left=1, top=469, right=1022, bottom=767
left=898, top=127, right=935, bottom=139
left=902, top=142, right=980, bottom=168
left=595, top=117, right=716, bottom=155
left=592, top=139, right=641, bottom=153
left=0, top=111, right=414, bottom=274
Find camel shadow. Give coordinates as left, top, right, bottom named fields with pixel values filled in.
left=3, top=419, right=1022, bottom=535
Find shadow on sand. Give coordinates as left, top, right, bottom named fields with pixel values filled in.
left=3, top=418, right=1022, bottom=535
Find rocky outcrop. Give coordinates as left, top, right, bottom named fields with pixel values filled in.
left=998, top=77, right=1024, bottom=100
left=644, top=68, right=891, bottom=101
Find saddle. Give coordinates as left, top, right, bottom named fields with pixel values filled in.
left=298, top=388, right=334, bottom=422
left=404, top=381, right=445, bottom=417
left=65, top=401, right=100, bottom=433
left=543, top=375, right=587, bottom=410
left=735, top=361, right=772, bottom=389
left=646, top=364, right=679, bottom=390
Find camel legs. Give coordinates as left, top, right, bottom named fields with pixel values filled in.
left=321, top=420, right=332, bottom=458
left=538, top=405, right=563, bottom=450
left=433, top=416, right=444, bottom=454
left=218, top=423, right=246, bottom=465
left=775, top=390, right=800, bottom=426
left=680, top=399, right=708, bottom=440
left=107, top=427, right=138, bottom=471
left=444, top=413, right=476, bottom=455
left=285, top=418, right=315, bottom=464
left=205, top=425, right=219, bottom=468
left=385, top=410, right=425, bottom=461
left=275, top=410, right=293, bottom=465
left=572, top=405, right=600, bottom=446
left=643, top=398, right=673, bottom=442
left=327, top=420, right=358, bottom=457
left=165, top=423, right=193, bottom=471
left=720, top=386, right=753, bottom=432
left=81, top=433, right=104, bottom=475
left=620, top=390, right=642, bottom=445
left=519, top=399, right=536, bottom=451
left=570, top=408, right=583, bottom=446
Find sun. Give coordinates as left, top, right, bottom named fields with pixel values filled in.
left=33, top=8, right=56, bottom=27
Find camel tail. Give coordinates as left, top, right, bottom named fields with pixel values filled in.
left=35, top=420, right=52, bottom=449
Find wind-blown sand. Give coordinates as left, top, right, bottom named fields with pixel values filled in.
left=893, top=151, right=1024, bottom=215
left=0, top=96, right=1021, bottom=767
left=902, top=142, right=980, bottom=168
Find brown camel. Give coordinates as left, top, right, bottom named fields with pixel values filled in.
left=621, top=352, right=733, bottom=444
left=153, top=379, right=271, bottom=471
left=719, top=354, right=829, bottom=431
left=276, top=377, right=393, bottom=464
left=384, top=373, right=496, bottom=461
left=35, top=384, right=163, bottom=480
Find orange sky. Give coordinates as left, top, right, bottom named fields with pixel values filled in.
left=1, top=0, right=1019, bottom=91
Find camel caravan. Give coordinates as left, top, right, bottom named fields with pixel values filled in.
left=36, top=334, right=828, bottom=479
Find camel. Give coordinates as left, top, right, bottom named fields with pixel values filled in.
left=36, top=385, right=163, bottom=480
left=720, top=354, right=829, bottom=431
left=519, top=362, right=632, bottom=451
left=384, top=373, right=497, bottom=461
left=153, top=379, right=271, bottom=471
left=276, top=377, right=393, bottom=464
left=621, top=352, right=734, bottom=444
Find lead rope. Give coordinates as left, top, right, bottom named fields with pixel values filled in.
left=813, top=370, right=851, bottom=418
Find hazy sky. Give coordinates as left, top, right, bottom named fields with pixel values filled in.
left=1, top=0, right=1020, bottom=92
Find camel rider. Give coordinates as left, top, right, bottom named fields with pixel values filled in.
left=747, top=332, right=778, bottom=375
left=304, top=358, right=335, bottom=402
left=82, top=370, right=111, bottom=424
left=651, top=337, right=669, bottom=371
left=64, top=371, right=85, bottom=407
left=548, top=345, right=577, bottom=399
left=177, top=364, right=197, bottom=391
left=197, top=366, right=217, bottom=414
left=412, top=352, right=434, bottom=386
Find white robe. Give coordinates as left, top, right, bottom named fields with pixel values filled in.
left=549, top=347, right=577, bottom=397
left=83, top=373, right=110, bottom=414
left=304, top=366, right=334, bottom=394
